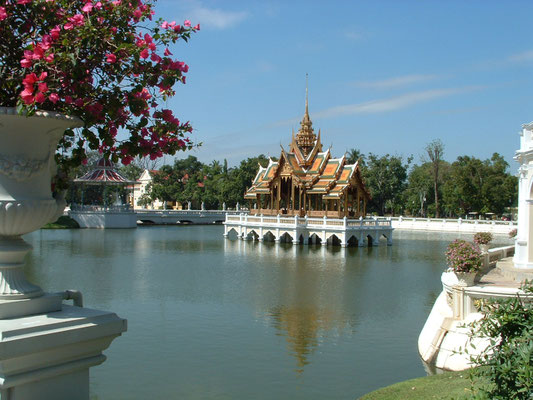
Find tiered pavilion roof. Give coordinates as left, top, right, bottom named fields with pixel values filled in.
left=245, top=93, right=370, bottom=218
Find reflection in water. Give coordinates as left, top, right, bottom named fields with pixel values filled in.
left=21, top=227, right=514, bottom=400
left=267, top=305, right=351, bottom=373
left=224, top=239, right=356, bottom=373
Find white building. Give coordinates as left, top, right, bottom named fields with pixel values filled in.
left=131, top=169, right=184, bottom=210
left=513, top=122, right=533, bottom=269
left=131, top=169, right=164, bottom=209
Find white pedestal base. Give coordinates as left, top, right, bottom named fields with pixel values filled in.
left=0, top=305, right=126, bottom=400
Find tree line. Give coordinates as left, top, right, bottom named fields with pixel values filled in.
left=68, top=142, right=518, bottom=218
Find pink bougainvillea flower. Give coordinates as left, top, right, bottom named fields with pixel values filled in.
left=184, top=20, right=191, bottom=27
left=38, top=82, right=48, bottom=93
left=194, top=24, right=200, bottom=30
left=0, top=7, right=7, bottom=21
left=22, top=73, right=38, bottom=86
left=34, top=92, right=46, bottom=103
left=45, top=53, right=54, bottom=63
left=106, top=53, right=117, bottom=63
left=140, top=48, right=149, bottom=59
left=20, top=58, right=32, bottom=68
left=49, top=93, right=59, bottom=104
left=32, top=45, right=44, bottom=60
left=69, top=14, right=85, bottom=26
left=161, top=21, right=169, bottom=29
left=20, top=87, right=34, bottom=104
left=17, top=0, right=32, bottom=4
left=50, top=26, right=61, bottom=40
left=164, top=48, right=172, bottom=56
left=82, top=2, right=93, bottom=13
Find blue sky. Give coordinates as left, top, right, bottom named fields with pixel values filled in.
left=154, top=0, right=533, bottom=169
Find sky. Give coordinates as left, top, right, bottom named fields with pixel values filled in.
left=152, top=0, right=533, bottom=170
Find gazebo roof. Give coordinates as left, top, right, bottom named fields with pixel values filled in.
left=74, top=157, right=138, bottom=185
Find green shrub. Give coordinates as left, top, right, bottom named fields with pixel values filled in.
left=466, top=281, right=533, bottom=399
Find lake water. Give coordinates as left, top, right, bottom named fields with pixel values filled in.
left=23, top=226, right=512, bottom=399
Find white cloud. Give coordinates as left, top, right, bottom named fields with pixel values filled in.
left=188, top=6, right=248, bottom=29
left=313, top=86, right=483, bottom=119
left=507, top=50, right=533, bottom=63
left=354, top=74, right=440, bottom=89
left=344, top=30, right=363, bottom=41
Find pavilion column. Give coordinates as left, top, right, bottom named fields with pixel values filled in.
left=276, top=180, right=281, bottom=212
left=291, top=180, right=295, bottom=212
left=344, top=195, right=348, bottom=218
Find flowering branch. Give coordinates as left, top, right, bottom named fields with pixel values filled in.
left=0, top=0, right=199, bottom=188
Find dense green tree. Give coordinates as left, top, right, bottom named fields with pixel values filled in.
left=425, top=139, right=445, bottom=217
left=149, top=164, right=183, bottom=207
left=224, top=155, right=271, bottom=208
left=122, top=149, right=516, bottom=217
left=364, top=153, right=411, bottom=215
left=346, top=148, right=366, bottom=168
left=405, top=163, right=433, bottom=216
left=441, top=153, right=517, bottom=217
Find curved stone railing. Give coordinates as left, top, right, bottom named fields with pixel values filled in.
left=441, top=245, right=522, bottom=321
left=391, top=216, right=516, bottom=234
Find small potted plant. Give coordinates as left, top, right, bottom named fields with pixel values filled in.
left=508, top=228, right=517, bottom=239
left=473, top=232, right=493, bottom=253
left=446, top=239, right=482, bottom=286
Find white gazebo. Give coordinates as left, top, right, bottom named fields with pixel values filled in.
left=69, top=158, right=138, bottom=228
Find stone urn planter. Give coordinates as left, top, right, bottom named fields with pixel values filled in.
left=479, top=244, right=490, bottom=254
left=446, top=239, right=482, bottom=288
left=454, top=271, right=477, bottom=287
left=0, top=107, right=82, bottom=299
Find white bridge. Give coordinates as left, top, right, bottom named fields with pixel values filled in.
left=136, top=209, right=241, bottom=225
left=69, top=206, right=243, bottom=228
left=224, top=214, right=393, bottom=247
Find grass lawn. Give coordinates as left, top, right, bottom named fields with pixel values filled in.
left=358, top=370, right=473, bottom=400
left=42, top=215, right=80, bottom=229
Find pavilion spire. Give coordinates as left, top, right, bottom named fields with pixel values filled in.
left=305, top=73, right=309, bottom=117
left=296, top=73, right=316, bottom=157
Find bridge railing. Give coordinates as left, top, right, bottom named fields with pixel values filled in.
left=224, top=214, right=393, bottom=229
left=390, top=216, right=516, bottom=234
left=135, top=209, right=243, bottom=216
left=70, top=204, right=132, bottom=213
left=391, top=216, right=515, bottom=226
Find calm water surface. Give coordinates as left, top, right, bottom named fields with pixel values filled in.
left=23, top=226, right=512, bottom=399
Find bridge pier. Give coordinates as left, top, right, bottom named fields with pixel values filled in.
left=223, top=214, right=394, bottom=248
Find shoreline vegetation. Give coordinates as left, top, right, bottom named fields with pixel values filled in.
left=358, top=370, right=472, bottom=400
left=42, top=216, right=80, bottom=229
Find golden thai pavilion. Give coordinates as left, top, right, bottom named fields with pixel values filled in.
left=244, top=96, right=370, bottom=218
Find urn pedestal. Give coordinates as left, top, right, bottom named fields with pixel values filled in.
left=0, top=108, right=126, bottom=400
